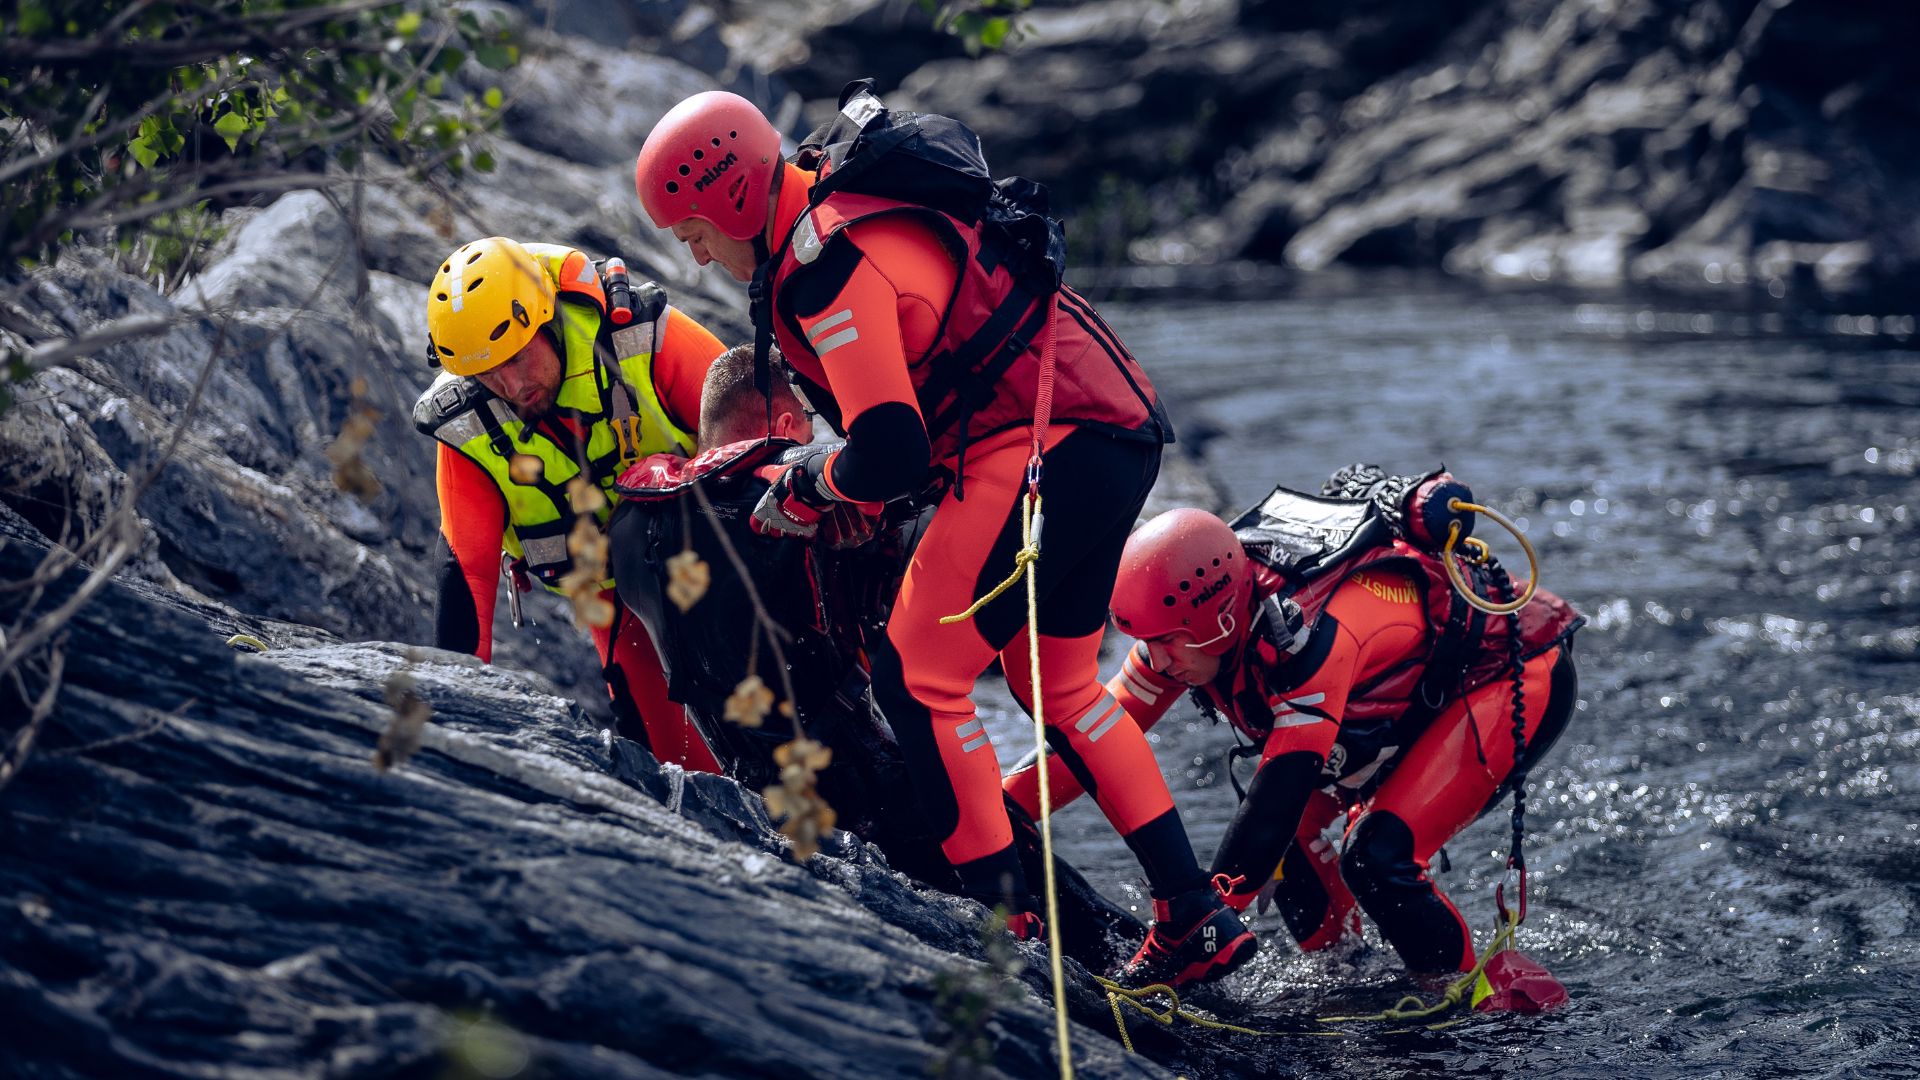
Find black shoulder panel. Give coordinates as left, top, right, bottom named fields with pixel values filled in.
left=632, top=280, right=667, bottom=324
left=783, top=233, right=867, bottom=320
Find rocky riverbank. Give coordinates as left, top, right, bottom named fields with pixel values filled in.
left=0, top=10, right=1235, bottom=1076
left=746, top=0, right=1920, bottom=300
left=0, top=531, right=1199, bottom=1079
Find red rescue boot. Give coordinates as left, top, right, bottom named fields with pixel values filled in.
left=1122, top=886, right=1259, bottom=988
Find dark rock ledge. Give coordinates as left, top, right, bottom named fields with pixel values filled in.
left=0, top=537, right=1187, bottom=1080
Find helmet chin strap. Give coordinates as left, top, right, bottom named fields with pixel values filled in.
left=1181, top=609, right=1237, bottom=653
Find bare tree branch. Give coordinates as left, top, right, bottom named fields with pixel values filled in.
left=23, top=312, right=181, bottom=374
left=45, top=697, right=193, bottom=759
left=0, top=646, right=66, bottom=795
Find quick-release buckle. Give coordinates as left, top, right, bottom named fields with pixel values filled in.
left=611, top=415, right=644, bottom=471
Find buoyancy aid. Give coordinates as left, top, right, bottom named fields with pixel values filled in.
left=1202, top=480, right=1584, bottom=759
left=767, top=192, right=1170, bottom=474
left=412, top=244, right=695, bottom=591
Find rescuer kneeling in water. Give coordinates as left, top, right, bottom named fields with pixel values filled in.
left=634, top=88, right=1255, bottom=987
left=417, top=236, right=722, bottom=773
left=1008, top=465, right=1585, bottom=978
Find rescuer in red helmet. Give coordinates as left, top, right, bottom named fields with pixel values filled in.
left=633, top=90, right=1255, bottom=987
left=1008, top=487, right=1586, bottom=977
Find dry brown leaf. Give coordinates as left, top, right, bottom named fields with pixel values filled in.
left=665, top=549, right=710, bottom=612
left=325, top=395, right=383, bottom=504
left=570, top=590, right=614, bottom=629
left=375, top=669, right=432, bottom=772
left=567, top=475, right=607, bottom=513
left=509, top=454, right=542, bottom=484
left=556, top=513, right=613, bottom=629
left=725, top=674, right=773, bottom=728
left=763, top=736, right=836, bottom=862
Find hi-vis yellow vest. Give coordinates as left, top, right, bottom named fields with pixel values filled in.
left=412, top=244, right=695, bottom=592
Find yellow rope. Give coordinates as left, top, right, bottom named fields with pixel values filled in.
left=1316, top=908, right=1520, bottom=1025
left=1093, top=976, right=1334, bottom=1051
left=937, top=541, right=1040, bottom=624
left=224, top=634, right=269, bottom=652
left=939, top=493, right=1072, bottom=1078
left=1441, top=498, right=1540, bottom=616
left=1092, top=909, right=1524, bottom=1051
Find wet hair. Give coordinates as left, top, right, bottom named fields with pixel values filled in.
left=698, top=343, right=807, bottom=447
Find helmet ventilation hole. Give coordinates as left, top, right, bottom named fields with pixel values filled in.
left=1162, top=596, right=1176, bottom=607
left=678, top=164, right=691, bottom=176
left=489, top=320, right=511, bottom=341
left=692, top=148, right=704, bottom=161
left=466, top=250, right=484, bottom=265
left=436, top=292, right=448, bottom=301
left=1179, top=581, right=1191, bottom=591
left=665, top=181, right=679, bottom=194
left=467, top=276, right=484, bottom=291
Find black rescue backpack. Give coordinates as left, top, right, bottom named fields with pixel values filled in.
left=747, top=78, right=1068, bottom=402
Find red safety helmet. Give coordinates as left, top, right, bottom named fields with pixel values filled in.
left=634, top=91, right=783, bottom=241
left=1110, top=508, right=1253, bottom=655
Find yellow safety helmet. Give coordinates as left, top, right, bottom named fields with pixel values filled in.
left=426, top=237, right=556, bottom=376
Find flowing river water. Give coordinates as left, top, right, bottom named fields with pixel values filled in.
left=977, top=275, right=1920, bottom=1077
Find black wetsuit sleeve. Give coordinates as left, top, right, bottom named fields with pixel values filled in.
left=1208, top=750, right=1325, bottom=886
left=811, top=403, right=930, bottom=502
left=433, top=531, right=482, bottom=657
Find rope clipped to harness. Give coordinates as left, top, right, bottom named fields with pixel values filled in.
left=936, top=501, right=1042, bottom=625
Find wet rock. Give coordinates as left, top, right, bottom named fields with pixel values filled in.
left=0, top=538, right=1178, bottom=1079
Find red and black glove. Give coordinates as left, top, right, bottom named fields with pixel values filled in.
left=749, top=462, right=829, bottom=538
left=749, top=449, right=842, bottom=539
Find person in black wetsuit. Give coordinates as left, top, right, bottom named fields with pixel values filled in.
left=606, top=352, right=1142, bottom=971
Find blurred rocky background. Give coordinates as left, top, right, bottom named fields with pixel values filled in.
left=737, top=0, right=1920, bottom=298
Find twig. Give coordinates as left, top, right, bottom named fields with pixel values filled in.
left=23, top=312, right=180, bottom=374
left=684, top=479, right=805, bottom=739
left=44, top=697, right=192, bottom=758
left=0, top=645, right=65, bottom=795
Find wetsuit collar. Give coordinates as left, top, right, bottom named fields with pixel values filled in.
left=766, top=160, right=817, bottom=257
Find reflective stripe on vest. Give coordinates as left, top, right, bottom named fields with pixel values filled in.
left=419, top=253, right=694, bottom=591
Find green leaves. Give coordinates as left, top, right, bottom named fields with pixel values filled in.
left=213, top=110, right=250, bottom=151
left=4, top=1, right=523, bottom=284
left=474, top=41, right=517, bottom=71
left=916, top=0, right=1033, bottom=56
left=17, top=0, right=53, bottom=35
left=128, top=115, right=185, bottom=170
